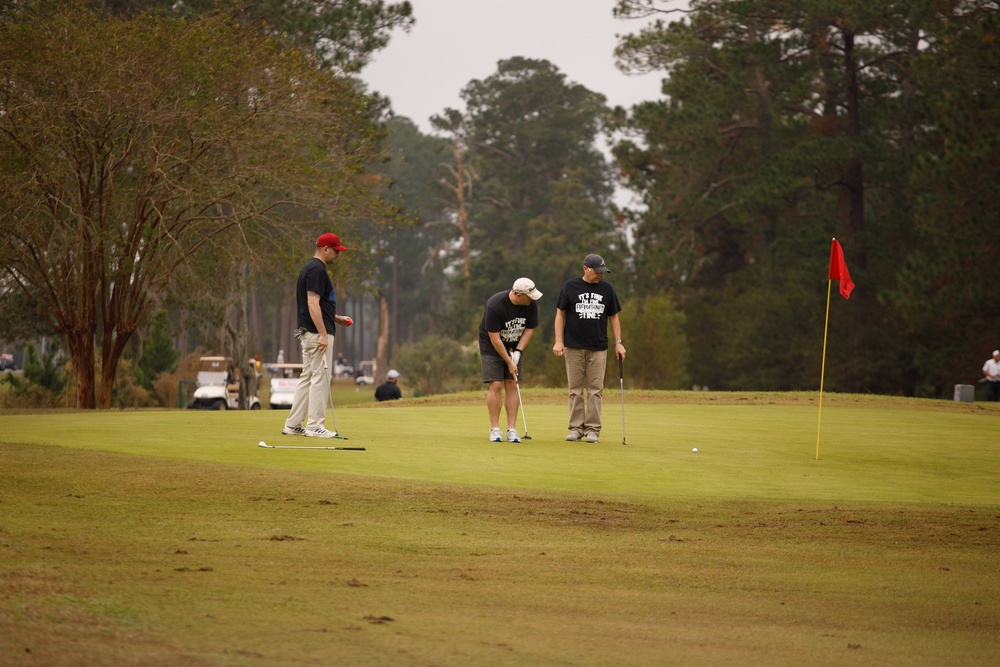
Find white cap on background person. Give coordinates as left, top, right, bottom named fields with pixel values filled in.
left=512, top=277, right=543, bottom=300
left=386, top=369, right=400, bottom=379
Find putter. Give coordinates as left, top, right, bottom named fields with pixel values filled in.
left=618, top=355, right=627, bottom=446
left=514, top=376, right=532, bottom=440
left=259, top=441, right=364, bottom=451
left=321, top=356, right=347, bottom=439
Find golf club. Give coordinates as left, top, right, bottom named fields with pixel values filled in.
left=514, top=376, right=532, bottom=440
left=259, top=441, right=364, bottom=451
left=321, top=356, right=346, bottom=439
left=618, top=354, right=627, bottom=446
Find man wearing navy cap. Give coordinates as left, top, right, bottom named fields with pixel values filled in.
left=553, top=254, right=626, bottom=443
left=282, top=233, right=354, bottom=438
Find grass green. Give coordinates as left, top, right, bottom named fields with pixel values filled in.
left=1, top=391, right=998, bottom=666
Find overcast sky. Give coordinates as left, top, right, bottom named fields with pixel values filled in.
left=361, top=0, right=667, bottom=133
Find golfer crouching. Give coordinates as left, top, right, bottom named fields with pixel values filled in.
left=479, top=278, right=542, bottom=443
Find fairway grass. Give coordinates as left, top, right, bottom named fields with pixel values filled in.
left=1, top=392, right=998, bottom=666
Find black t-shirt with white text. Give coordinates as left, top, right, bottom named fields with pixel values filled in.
left=555, top=277, right=622, bottom=351
left=478, top=291, right=539, bottom=357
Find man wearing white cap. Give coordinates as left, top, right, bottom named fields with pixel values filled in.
left=553, top=254, right=626, bottom=443
left=478, top=277, right=542, bottom=442
left=374, top=369, right=402, bottom=402
left=983, top=350, right=1000, bottom=402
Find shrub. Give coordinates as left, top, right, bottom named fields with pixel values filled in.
left=0, top=343, right=67, bottom=407
left=393, top=335, right=477, bottom=396
left=611, top=294, right=690, bottom=390
left=137, top=310, right=180, bottom=390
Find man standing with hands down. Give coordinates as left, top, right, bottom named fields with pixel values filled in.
left=283, top=233, right=354, bottom=438
left=983, top=350, right=1000, bottom=402
left=553, top=254, right=626, bottom=443
left=479, top=278, right=542, bottom=442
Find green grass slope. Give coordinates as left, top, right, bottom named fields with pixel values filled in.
left=1, top=392, right=998, bottom=666
left=2, top=391, right=997, bottom=504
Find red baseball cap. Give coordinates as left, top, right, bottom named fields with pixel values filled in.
left=316, top=233, right=347, bottom=252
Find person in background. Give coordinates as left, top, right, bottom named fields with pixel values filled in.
left=276, top=349, right=285, bottom=364
left=983, top=350, right=1000, bottom=402
left=374, top=369, right=402, bottom=402
left=282, top=233, right=353, bottom=438
left=479, top=277, right=542, bottom=443
left=552, top=254, right=626, bottom=443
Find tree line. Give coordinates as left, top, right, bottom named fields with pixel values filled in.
left=610, top=0, right=999, bottom=395
left=2, top=0, right=997, bottom=407
left=375, top=0, right=999, bottom=398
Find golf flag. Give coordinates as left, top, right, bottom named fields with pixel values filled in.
left=828, top=239, right=855, bottom=299
left=816, top=238, right=855, bottom=460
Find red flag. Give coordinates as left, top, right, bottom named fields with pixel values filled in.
left=828, top=239, right=855, bottom=299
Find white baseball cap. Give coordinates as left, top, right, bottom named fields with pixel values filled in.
left=511, top=277, right=543, bottom=300
left=386, top=369, right=400, bottom=379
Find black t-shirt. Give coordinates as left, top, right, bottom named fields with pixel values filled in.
left=296, top=257, right=337, bottom=333
left=478, top=291, right=539, bottom=357
left=555, top=277, right=622, bottom=351
left=374, top=382, right=402, bottom=402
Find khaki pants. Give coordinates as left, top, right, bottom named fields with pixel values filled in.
left=284, top=332, right=334, bottom=432
left=563, top=348, right=607, bottom=437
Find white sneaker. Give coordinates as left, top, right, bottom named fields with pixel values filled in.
left=565, top=432, right=582, bottom=442
left=282, top=426, right=307, bottom=436
left=489, top=427, right=503, bottom=442
left=305, top=427, right=338, bottom=439
left=506, top=429, right=521, bottom=443
left=585, top=432, right=599, bottom=443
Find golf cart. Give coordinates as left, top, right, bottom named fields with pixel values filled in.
left=268, top=363, right=303, bottom=410
left=334, top=357, right=354, bottom=378
left=187, top=356, right=261, bottom=410
left=354, top=359, right=377, bottom=386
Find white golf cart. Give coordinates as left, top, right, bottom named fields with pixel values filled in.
left=187, top=356, right=261, bottom=410
left=267, top=363, right=303, bottom=410
left=354, top=359, right=377, bottom=386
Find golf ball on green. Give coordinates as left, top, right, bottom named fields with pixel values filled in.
left=692, top=448, right=698, bottom=453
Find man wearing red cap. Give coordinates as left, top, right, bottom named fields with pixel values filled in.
left=283, top=233, right=354, bottom=438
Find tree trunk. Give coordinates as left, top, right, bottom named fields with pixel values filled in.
left=842, top=29, right=866, bottom=270
left=97, top=332, right=130, bottom=409
left=376, top=292, right=389, bottom=383
left=249, top=286, right=261, bottom=356
left=67, top=332, right=97, bottom=409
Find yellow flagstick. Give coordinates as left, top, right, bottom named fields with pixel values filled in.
left=816, top=278, right=833, bottom=460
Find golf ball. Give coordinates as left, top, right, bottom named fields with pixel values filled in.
left=692, top=447, right=698, bottom=453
